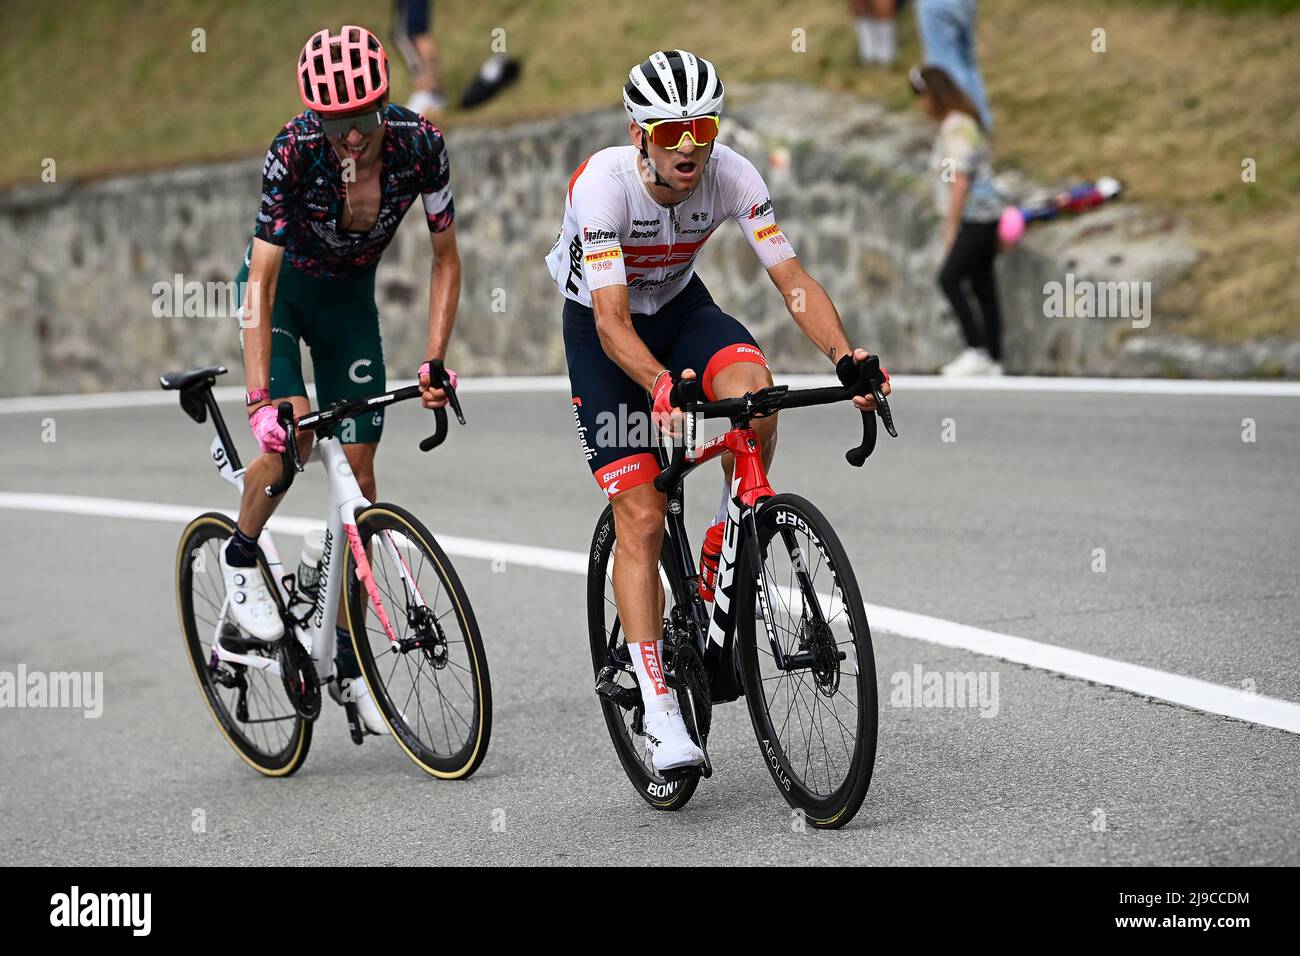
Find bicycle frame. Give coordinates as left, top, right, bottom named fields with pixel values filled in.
left=204, top=420, right=422, bottom=689
left=654, top=412, right=841, bottom=702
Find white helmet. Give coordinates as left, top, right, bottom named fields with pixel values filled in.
left=622, top=50, right=725, bottom=125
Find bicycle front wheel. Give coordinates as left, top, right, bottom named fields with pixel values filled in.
left=736, top=494, right=878, bottom=828
left=344, top=503, right=491, bottom=779
left=176, top=512, right=311, bottom=777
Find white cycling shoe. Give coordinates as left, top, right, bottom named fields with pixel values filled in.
left=642, top=706, right=705, bottom=773
left=329, top=677, right=388, bottom=736
left=220, top=547, right=284, bottom=642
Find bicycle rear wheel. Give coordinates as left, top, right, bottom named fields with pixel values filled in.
left=176, top=512, right=311, bottom=777
left=736, top=494, right=877, bottom=828
left=587, top=505, right=702, bottom=811
left=345, top=503, right=492, bottom=779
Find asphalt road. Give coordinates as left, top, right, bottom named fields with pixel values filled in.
left=1, top=382, right=1297, bottom=865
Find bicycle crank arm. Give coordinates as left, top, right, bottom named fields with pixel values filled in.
left=681, top=686, right=713, bottom=779
left=343, top=702, right=365, bottom=744
left=212, top=637, right=283, bottom=678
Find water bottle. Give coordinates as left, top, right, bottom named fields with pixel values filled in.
left=297, top=529, right=327, bottom=595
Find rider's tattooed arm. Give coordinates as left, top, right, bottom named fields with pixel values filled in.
left=767, top=258, right=853, bottom=366
left=768, top=257, right=888, bottom=410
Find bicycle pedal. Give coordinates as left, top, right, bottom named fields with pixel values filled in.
left=344, top=702, right=365, bottom=745
left=662, top=762, right=706, bottom=782
left=595, top=666, right=640, bottom=710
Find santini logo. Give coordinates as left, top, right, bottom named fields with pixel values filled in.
left=50, top=886, right=151, bottom=936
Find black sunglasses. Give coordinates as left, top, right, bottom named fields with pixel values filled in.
left=319, top=109, right=385, bottom=139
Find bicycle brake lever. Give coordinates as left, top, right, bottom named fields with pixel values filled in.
left=445, top=381, right=466, bottom=426
left=840, top=355, right=897, bottom=466
left=874, top=389, right=898, bottom=438
left=265, top=402, right=301, bottom=496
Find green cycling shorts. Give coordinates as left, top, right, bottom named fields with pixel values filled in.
left=236, top=247, right=386, bottom=444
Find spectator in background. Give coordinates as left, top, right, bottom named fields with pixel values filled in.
left=911, top=65, right=1004, bottom=376
left=914, top=0, right=992, bottom=129
left=393, top=0, right=446, bottom=117
left=850, top=0, right=900, bottom=67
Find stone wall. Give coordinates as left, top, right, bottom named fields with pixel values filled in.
left=3, top=82, right=1290, bottom=397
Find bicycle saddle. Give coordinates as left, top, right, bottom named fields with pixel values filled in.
left=159, top=365, right=228, bottom=391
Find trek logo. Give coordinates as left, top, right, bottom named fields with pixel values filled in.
left=50, top=886, right=151, bottom=936
left=565, top=234, right=583, bottom=295
left=748, top=198, right=773, bottom=220
left=582, top=227, right=618, bottom=244
left=706, top=481, right=742, bottom=648
left=622, top=240, right=705, bottom=267
left=639, top=642, right=668, bottom=695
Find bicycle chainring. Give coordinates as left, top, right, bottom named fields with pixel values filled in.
left=277, top=636, right=321, bottom=720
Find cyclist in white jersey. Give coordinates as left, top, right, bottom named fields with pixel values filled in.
left=547, top=50, right=889, bottom=772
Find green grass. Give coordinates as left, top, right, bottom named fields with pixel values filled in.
left=3, top=0, right=1299, bottom=340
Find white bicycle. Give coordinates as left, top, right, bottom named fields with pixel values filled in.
left=163, top=363, right=492, bottom=779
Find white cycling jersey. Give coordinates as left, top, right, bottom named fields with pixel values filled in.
left=545, top=143, right=796, bottom=314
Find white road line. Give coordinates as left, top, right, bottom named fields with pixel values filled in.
left=3, top=373, right=1299, bottom=415
left=2, top=490, right=1297, bottom=735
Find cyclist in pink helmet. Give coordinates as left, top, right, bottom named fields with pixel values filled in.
left=298, top=25, right=390, bottom=115
left=223, top=25, right=463, bottom=734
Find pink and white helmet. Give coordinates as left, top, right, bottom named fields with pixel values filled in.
left=297, top=25, right=389, bottom=115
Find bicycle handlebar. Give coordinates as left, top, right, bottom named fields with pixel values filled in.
left=262, top=367, right=466, bottom=498
left=265, top=402, right=301, bottom=498
left=653, top=355, right=897, bottom=494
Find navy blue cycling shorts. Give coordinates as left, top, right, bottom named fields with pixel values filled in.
left=562, top=275, right=770, bottom=498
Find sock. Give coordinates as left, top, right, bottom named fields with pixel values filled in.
left=877, top=19, right=897, bottom=64
left=714, top=480, right=729, bottom=527
left=225, top=527, right=260, bottom=567
left=854, top=17, right=874, bottom=62
left=629, top=639, right=672, bottom=714
left=334, top=626, right=360, bottom=680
